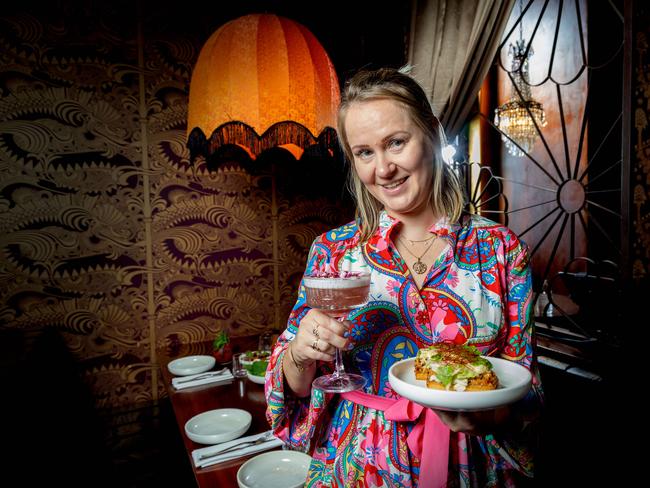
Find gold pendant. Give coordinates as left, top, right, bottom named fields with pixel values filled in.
left=413, top=259, right=427, bottom=274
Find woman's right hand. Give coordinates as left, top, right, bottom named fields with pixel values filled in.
left=291, top=309, right=349, bottom=366
left=283, top=309, right=350, bottom=397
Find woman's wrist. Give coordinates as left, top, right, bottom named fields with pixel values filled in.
left=281, top=341, right=312, bottom=376
left=282, top=341, right=316, bottom=398
left=288, top=342, right=306, bottom=372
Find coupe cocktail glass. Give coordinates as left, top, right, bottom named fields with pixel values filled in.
left=303, top=271, right=370, bottom=393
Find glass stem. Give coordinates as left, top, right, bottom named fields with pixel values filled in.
left=333, top=316, right=346, bottom=379
left=333, top=347, right=345, bottom=379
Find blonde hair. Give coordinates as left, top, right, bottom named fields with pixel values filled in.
left=337, top=67, right=465, bottom=242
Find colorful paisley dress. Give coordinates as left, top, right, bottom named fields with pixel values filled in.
left=265, top=211, right=543, bottom=487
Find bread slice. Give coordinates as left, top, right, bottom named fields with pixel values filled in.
left=425, top=370, right=499, bottom=391
left=415, top=354, right=431, bottom=381
left=415, top=342, right=499, bottom=392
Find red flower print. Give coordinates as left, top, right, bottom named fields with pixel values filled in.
left=415, top=309, right=429, bottom=326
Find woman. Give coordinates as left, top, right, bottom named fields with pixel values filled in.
left=265, top=67, right=543, bottom=487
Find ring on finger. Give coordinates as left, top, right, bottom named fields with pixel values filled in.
left=311, top=338, right=321, bottom=352
left=312, top=322, right=320, bottom=338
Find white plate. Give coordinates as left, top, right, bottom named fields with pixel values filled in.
left=167, top=355, right=216, bottom=376
left=237, top=450, right=311, bottom=488
left=247, top=371, right=266, bottom=385
left=184, top=408, right=252, bottom=445
left=388, top=357, right=532, bottom=411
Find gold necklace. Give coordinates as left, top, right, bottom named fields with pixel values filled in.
left=403, top=234, right=436, bottom=245
left=398, top=236, right=437, bottom=274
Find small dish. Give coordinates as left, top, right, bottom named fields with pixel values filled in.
left=241, top=350, right=272, bottom=366
left=388, top=357, right=532, bottom=411
left=237, top=450, right=311, bottom=488
left=168, top=355, right=216, bottom=376
left=185, top=408, right=252, bottom=445
left=247, top=371, right=266, bottom=385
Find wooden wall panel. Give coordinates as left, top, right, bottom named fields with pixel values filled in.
left=631, top=0, right=650, bottom=286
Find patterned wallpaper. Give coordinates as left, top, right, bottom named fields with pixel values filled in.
left=0, top=6, right=352, bottom=410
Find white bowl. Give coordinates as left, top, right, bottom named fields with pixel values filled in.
left=247, top=371, right=266, bottom=385
left=237, top=450, right=311, bottom=488
left=184, top=408, right=252, bottom=445
left=167, top=355, right=216, bottom=376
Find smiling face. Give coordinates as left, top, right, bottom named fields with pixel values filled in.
left=344, top=98, right=435, bottom=221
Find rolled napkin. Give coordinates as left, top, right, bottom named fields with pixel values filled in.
left=192, top=430, right=283, bottom=468
left=172, top=369, right=234, bottom=390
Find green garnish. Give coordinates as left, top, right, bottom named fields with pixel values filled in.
left=246, top=360, right=269, bottom=377
left=435, top=364, right=456, bottom=387
left=212, top=330, right=229, bottom=350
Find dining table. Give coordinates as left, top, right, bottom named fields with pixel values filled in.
left=158, top=337, right=279, bottom=488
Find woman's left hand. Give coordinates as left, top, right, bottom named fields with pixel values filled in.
left=432, top=406, right=514, bottom=436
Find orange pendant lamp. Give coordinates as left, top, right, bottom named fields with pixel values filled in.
left=187, top=14, right=341, bottom=167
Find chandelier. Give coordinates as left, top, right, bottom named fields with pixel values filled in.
left=494, top=37, right=547, bottom=157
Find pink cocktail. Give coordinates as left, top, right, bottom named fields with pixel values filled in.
left=303, top=271, right=370, bottom=393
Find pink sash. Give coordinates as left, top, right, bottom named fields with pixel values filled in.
left=341, top=390, right=449, bottom=488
